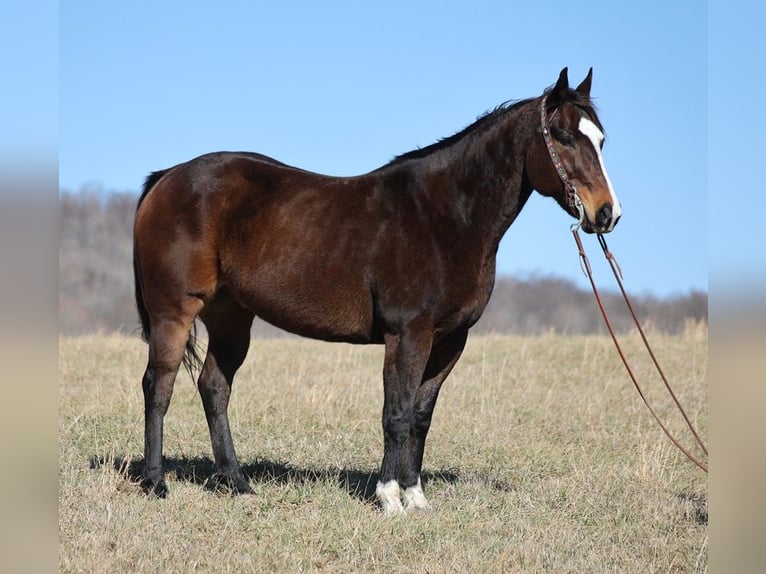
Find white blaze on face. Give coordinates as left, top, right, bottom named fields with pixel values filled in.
left=578, top=117, right=622, bottom=226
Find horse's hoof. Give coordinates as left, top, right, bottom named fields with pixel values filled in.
left=232, top=478, right=254, bottom=495
left=376, top=480, right=405, bottom=516
left=207, top=473, right=253, bottom=495
left=141, top=477, right=168, bottom=498
left=402, top=477, right=431, bottom=510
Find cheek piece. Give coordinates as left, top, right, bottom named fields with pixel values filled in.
left=539, top=96, right=585, bottom=231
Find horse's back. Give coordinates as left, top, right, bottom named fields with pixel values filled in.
left=135, top=151, right=381, bottom=342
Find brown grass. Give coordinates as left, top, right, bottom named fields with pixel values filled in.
left=59, top=330, right=707, bottom=572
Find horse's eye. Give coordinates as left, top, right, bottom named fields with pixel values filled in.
left=552, top=126, right=575, bottom=147
left=558, top=132, right=575, bottom=147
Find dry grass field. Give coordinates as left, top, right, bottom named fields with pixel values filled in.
left=59, top=329, right=707, bottom=572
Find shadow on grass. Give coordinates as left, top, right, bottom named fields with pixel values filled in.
left=90, top=454, right=461, bottom=504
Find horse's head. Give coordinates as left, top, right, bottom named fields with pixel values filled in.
left=529, top=67, right=621, bottom=234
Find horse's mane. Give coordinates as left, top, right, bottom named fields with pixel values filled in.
left=385, top=98, right=534, bottom=166
left=384, top=85, right=600, bottom=168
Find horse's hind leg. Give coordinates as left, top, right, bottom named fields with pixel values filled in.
left=197, top=295, right=255, bottom=494
left=142, top=311, right=200, bottom=497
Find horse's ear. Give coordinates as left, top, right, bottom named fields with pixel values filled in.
left=548, top=67, right=569, bottom=105
left=575, top=67, right=593, bottom=98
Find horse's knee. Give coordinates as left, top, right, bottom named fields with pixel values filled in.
left=382, top=409, right=413, bottom=452
left=411, top=407, right=434, bottom=435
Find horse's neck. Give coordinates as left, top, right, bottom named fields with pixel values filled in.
left=423, top=109, right=535, bottom=255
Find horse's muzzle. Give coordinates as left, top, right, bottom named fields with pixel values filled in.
left=584, top=203, right=620, bottom=234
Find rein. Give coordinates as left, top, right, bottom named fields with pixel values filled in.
left=572, top=232, right=708, bottom=473
left=539, top=95, right=708, bottom=473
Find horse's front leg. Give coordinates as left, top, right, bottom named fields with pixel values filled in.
left=399, top=327, right=469, bottom=510
left=376, top=321, right=433, bottom=515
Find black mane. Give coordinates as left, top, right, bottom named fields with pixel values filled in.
left=385, top=98, right=534, bottom=166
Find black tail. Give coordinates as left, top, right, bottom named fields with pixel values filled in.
left=134, top=169, right=203, bottom=379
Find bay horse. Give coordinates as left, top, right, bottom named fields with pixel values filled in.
left=133, top=67, right=621, bottom=514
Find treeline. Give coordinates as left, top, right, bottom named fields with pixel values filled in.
left=59, top=190, right=707, bottom=337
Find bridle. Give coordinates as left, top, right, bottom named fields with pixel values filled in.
left=539, top=95, right=585, bottom=230
left=539, top=94, right=708, bottom=473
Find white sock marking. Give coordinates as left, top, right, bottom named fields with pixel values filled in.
left=578, top=117, right=622, bottom=228
left=375, top=480, right=404, bottom=516
left=402, top=477, right=431, bottom=510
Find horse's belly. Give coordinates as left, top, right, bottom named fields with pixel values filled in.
left=230, top=267, right=376, bottom=343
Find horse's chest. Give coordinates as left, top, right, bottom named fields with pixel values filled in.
left=437, top=264, right=496, bottom=332
left=465, top=278, right=495, bottom=325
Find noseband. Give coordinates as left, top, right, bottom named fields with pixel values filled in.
left=539, top=96, right=585, bottom=230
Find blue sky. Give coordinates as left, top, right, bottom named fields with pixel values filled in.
left=0, top=1, right=57, bottom=170
left=50, top=1, right=749, bottom=296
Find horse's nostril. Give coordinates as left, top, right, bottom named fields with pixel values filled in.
left=596, top=204, right=612, bottom=228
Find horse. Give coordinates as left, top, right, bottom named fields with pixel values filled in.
left=133, top=67, right=621, bottom=514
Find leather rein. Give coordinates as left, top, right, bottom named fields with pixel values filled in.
left=539, top=95, right=708, bottom=473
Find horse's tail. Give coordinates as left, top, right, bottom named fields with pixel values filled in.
left=134, top=169, right=203, bottom=379
left=134, top=170, right=167, bottom=345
